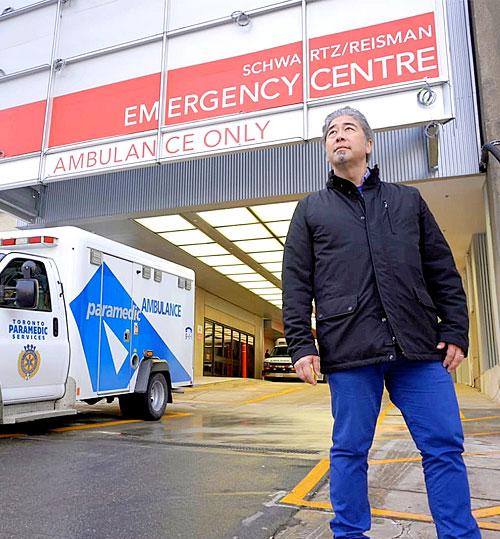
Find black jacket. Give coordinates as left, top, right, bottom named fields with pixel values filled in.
left=282, top=166, right=469, bottom=372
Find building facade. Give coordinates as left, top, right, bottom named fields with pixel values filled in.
left=0, top=0, right=498, bottom=399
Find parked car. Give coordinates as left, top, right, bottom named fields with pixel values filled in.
left=262, top=337, right=325, bottom=382
left=262, top=338, right=298, bottom=380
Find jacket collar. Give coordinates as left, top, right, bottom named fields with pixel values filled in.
left=326, top=165, right=380, bottom=194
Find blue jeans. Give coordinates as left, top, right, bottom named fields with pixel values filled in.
left=327, top=359, right=481, bottom=539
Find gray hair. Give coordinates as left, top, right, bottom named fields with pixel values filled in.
left=322, top=106, right=374, bottom=162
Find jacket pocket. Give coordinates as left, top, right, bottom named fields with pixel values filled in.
left=316, top=294, right=358, bottom=321
left=414, top=286, right=437, bottom=311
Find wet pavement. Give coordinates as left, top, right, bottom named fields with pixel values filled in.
left=0, top=379, right=498, bottom=538
left=0, top=378, right=329, bottom=539
left=274, top=383, right=500, bottom=539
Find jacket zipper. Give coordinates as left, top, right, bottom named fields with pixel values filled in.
left=383, top=200, right=395, bottom=234
left=358, top=193, right=407, bottom=356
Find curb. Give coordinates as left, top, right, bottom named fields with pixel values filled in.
left=184, top=377, right=262, bottom=391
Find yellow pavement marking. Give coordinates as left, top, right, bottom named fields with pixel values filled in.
left=369, top=456, right=422, bottom=465
left=2, top=412, right=192, bottom=437
left=50, top=411, right=192, bottom=433
left=371, top=508, right=432, bottom=523
left=375, top=402, right=394, bottom=428
left=281, top=458, right=330, bottom=506
left=377, top=431, right=500, bottom=441
left=462, top=415, right=500, bottom=422
left=376, top=424, right=408, bottom=433
left=465, top=450, right=500, bottom=457
left=50, top=419, right=143, bottom=432
left=241, top=385, right=307, bottom=404
left=476, top=522, right=500, bottom=532
left=374, top=412, right=500, bottom=437
left=181, top=384, right=228, bottom=393
left=473, top=505, right=500, bottom=519
left=284, top=498, right=330, bottom=509
left=368, top=450, right=500, bottom=466
left=161, top=412, right=193, bottom=420
left=375, top=433, right=414, bottom=440
left=465, top=431, right=500, bottom=437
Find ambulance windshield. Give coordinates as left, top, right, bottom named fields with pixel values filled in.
left=270, top=345, right=289, bottom=357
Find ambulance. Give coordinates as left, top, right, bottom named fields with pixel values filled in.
left=0, top=227, right=194, bottom=424
left=262, top=337, right=324, bottom=382
left=262, top=338, right=298, bottom=380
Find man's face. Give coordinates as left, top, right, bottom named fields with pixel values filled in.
left=325, top=115, right=373, bottom=169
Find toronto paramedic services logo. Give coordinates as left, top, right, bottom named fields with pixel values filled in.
left=18, top=344, right=41, bottom=380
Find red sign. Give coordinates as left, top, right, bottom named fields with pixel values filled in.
left=49, top=73, right=161, bottom=147
left=0, top=12, right=439, bottom=159
left=0, top=100, right=46, bottom=157
left=165, top=41, right=302, bottom=125
left=309, top=12, right=438, bottom=98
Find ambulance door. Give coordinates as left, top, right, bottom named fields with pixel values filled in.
left=0, top=254, right=70, bottom=403
left=97, top=254, right=134, bottom=393
left=131, top=264, right=193, bottom=386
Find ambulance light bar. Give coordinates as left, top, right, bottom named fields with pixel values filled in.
left=0, top=236, right=58, bottom=247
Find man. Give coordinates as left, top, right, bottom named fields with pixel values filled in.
left=282, top=106, right=480, bottom=539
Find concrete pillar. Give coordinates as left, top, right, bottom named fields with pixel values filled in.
left=194, top=286, right=206, bottom=378
left=469, top=0, right=500, bottom=310
left=469, top=0, right=500, bottom=399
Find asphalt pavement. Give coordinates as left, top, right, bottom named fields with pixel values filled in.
left=0, top=378, right=328, bottom=539
left=0, top=378, right=499, bottom=539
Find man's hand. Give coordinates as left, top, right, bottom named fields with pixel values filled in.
left=294, top=355, right=321, bottom=385
left=437, top=341, right=465, bottom=373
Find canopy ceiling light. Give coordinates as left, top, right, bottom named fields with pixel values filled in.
left=136, top=215, right=194, bottom=232
left=134, top=200, right=300, bottom=310
left=160, top=229, right=212, bottom=245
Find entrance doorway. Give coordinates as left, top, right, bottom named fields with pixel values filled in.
left=203, top=319, right=255, bottom=378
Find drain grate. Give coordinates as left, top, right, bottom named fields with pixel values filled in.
left=161, top=440, right=320, bottom=455
left=114, top=433, right=319, bottom=455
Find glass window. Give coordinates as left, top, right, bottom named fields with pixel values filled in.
left=0, top=258, right=51, bottom=311
left=203, top=319, right=214, bottom=376
left=231, top=330, right=241, bottom=377
left=223, top=327, right=232, bottom=377
left=203, top=318, right=255, bottom=379
left=246, top=335, right=255, bottom=379
left=213, top=323, right=225, bottom=376
left=270, top=345, right=289, bottom=357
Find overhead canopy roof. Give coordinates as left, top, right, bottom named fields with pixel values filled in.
left=136, top=201, right=299, bottom=311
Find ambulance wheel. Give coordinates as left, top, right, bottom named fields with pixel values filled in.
left=141, top=372, right=168, bottom=420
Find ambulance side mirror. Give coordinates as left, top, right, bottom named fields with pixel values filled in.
left=16, top=279, right=39, bottom=309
